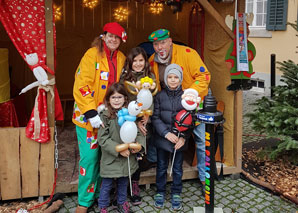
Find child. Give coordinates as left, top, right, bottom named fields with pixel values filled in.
left=152, top=64, right=191, bottom=211
left=97, top=83, right=145, bottom=213
left=120, top=47, right=156, bottom=205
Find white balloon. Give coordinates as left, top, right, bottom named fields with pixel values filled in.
left=137, top=89, right=153, bottom=110
left=120, top=121, right=137, bottom=143
left=128, top=101, right=142, bottom=116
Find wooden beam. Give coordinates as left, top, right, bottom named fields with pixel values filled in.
left=45, top=0, right=55, bottom=127
left=196, top=0, right=235, bottom=40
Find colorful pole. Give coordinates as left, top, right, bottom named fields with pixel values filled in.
left=197, top=89, right=224, bottom=213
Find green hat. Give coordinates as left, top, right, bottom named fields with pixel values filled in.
left=148, top=29, right=170, bottom=42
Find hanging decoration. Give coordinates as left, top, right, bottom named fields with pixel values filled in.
left=149, top=1, right=163, bottom=15
left=113, top=6, right=128, bottom=22
left=53, top=4, right=62, bottom=22
left=225, top=13, right=256, bottom=91
left=188, top=2, right=205, bottom=59
left=165, top=0, right=191, bottom=13
left=82, top=0, right=99, bottom=9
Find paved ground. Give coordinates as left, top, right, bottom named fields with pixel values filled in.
left=57, top=91, right=297, bottom=212
left=59, top=177, right=297, bottom=212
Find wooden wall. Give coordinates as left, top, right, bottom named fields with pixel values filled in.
left=0, top=128, right=54, bottom=200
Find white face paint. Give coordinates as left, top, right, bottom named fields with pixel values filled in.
left=153, top=38, right=172, bottom=59
left=102, top=32, right=121, bottom=52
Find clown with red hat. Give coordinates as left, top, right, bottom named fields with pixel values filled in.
left=72, top=22, right=127, bottom=212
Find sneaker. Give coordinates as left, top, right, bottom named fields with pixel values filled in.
left=131, top=181, right=142, bottom=205
left=99, top=207, right=108, bottom=213
left=171, top=194, right=182, bottom=211
left=154, top=193, right=164, bottom=208
left=117, top=201, right=130, bottom=213
left=131, top=195, right=142, bottom=206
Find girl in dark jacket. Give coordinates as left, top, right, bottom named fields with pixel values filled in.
left=152, top=64, right=190, bottom=211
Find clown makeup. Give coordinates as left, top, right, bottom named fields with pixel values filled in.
left=102, top=32, right=121, bottom=52
left=153, top=38, right=172, bottom=59
left=132, top=54, right=145, bottom=73
left=167, top=73, right=180, bottom=90
left=109, top=92, right=125, bottom=110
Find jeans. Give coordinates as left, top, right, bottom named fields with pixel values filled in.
left=156, top=149, right=183, bottom=195
left=193, top=123, right=206, bottom=182
left=147, top=136, right=157, bottom=163
left=98, top=177, right=128, bottom=208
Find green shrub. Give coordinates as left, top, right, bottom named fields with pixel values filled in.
left=246, top=59, right=298, bottom=162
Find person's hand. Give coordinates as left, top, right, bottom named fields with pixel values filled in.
left=120, top=149, right=130, bottom=158
left=165, top=132, right=178, bottom=144
left=88, top=115, right=105, bottom=128
left=175, top=137, right=185, bottom=150
left=141, top=115, right=149, bottom=126
left=137, top=120, right=147, bottom=136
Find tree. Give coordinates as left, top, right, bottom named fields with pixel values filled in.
left=246, top=22, right=298, bottom=161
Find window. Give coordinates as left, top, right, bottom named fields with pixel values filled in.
left=266, top=0, right=288, bottom=31
left=245, top=0, right=268, bottom=28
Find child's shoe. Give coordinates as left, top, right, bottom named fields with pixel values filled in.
left=99, top=207, right=108, bottom=213
left=154, top=193, right=164, bottom=208
left=171, top=194, right=182, bottom=211
left=131, top=180, right=142, bottom=205
left=117, top=201, right=130, bottom=213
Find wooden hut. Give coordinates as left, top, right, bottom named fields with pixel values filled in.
left=0, top=0, right=244, bottom=200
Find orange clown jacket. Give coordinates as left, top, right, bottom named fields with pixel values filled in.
left=149, top=43, right=211, bottom=99
left=72, top=47, right=126, bottom=131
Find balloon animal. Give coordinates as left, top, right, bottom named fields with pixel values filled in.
left=116, top=101, right=143, bottom=152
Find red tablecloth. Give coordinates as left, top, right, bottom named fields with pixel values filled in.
left=0, top=100, right=19, bottom=127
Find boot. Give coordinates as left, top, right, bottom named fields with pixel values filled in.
left=131, top=181, right=142, bottom=205
left=75, top=206, right=88, bottom=213
left=241, top=79, right=253, bottom=90
left=226, top=79, right=242, bottom=91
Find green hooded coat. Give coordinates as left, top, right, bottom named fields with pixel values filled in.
left=98, top=109, right=145, bottom=178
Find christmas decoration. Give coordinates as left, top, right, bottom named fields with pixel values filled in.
left=113, top=6, right=129, bottom=22
left=165, top=0, right=191, bottom=13
left=149, top=1, right=163, bottom=15
left=225, top=13, right=256, bottom=91
left=82, top=0, right=99, bottom=9
left=53, top=3, right=62, bottom=22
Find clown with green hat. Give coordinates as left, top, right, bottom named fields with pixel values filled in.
left=148, top=28, right=211, bottom=209
left=148, top=29, right=170, bottom=42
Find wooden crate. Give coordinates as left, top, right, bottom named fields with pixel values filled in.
left=0, top=127, right=55, bottom=200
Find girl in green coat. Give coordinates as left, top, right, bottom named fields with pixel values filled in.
left=97, top=83, right=145, bottom=213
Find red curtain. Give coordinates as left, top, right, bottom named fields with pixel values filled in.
left=0, top=0, right=63, bottom=142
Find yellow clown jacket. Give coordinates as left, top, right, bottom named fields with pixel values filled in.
left=72, top=47, right=126, bottom=131
left=149, top=43, right=211, bottom=99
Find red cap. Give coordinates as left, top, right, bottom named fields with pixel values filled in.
left=103, top=22, right=127, bottom=42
